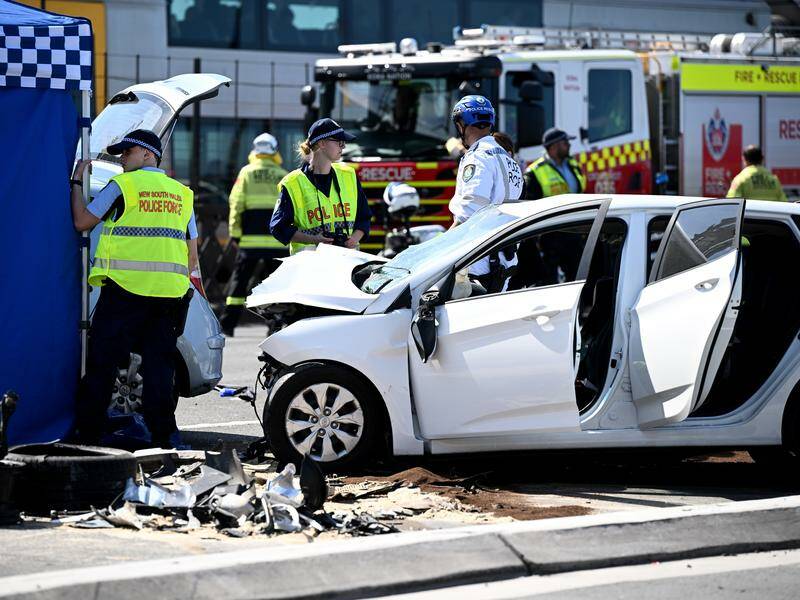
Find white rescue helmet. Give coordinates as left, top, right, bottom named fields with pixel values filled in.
left=253, top=132, right=278, bottom=154
left=383, top=182, right=420, bottom=215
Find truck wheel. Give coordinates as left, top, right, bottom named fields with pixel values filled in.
left=267, top=365, right=382, bottom=472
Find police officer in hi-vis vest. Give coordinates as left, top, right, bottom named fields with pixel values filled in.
left=70, top=129, right=198, bottom=448
left=270, top=118, right=371, bottom=254
left=219, top=133, right=288, bottom=336
left=523, top=127, right=586, bottom=199
left=522, top=128, right=587, bottom=283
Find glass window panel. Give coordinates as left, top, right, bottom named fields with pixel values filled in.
left=657, top=204, right=739, bottom=281
left=169, top=0, right=258, bottom=49
left=345, top=0, right=382, bottom=44
left=389, top=0, right=458, bottom=45
left=504, top=71, right=554, bottom=145
left=467, top=0, right=542, bottom=28
left=587, top=69, right=632, bottom=142
left=329, top=78, right=474, bottom=160
left=265, top=0, right=341, bottom=50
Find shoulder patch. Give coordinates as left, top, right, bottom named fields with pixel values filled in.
left=462, top=164, right=476, bottom=182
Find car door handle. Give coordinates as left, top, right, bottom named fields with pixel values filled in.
left=524, top=308, right=562, bottom=321
left=695, top=278, right=719, bottom=292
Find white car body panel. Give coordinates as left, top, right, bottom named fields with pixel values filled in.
left=629, top=250, right=739, bottom=428
left=123, top=74, right=231, bottom=113
left=260, top=310, right=423, bottom=456
left=411, top=282, right=584, bottom=438
left=251, top=195, right=800, bottom=457
left=247, top=245, right=382, bottom=313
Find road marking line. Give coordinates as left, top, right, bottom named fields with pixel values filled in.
left=182, top=420, right=260, bottom=429
left=388, top=549, right=800, bottom=599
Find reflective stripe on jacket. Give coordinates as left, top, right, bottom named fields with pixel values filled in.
left=89, top=170, right=193, bottom=298
left=527, top=156, right=586, bottom=197
left=229, top=153, right=287, bottom=249
left=278, top=162, right=358, bottom=254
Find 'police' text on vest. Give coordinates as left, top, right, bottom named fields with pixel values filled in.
left=306, top=203, right=351, bottom=224
left=138, top=189, right=184, bottom=215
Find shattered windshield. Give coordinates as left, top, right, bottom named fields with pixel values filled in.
left=360, top=206, right=517, bottom=294
left=327, top=78, right=462, bottom=160
left=76, top=92, right=173, bottom=165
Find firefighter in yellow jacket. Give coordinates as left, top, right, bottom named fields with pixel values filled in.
left=219, top=133, right=288, bottom=335
left=727, top=145, right=787, bottom=202
left=70, top=129, right=197, bottom=448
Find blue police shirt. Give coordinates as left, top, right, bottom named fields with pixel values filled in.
left=553, top=159, right=580, bottom=194
left=88, top=166, right=198, bottom=239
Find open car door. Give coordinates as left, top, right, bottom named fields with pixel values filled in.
left=629, top=198, right=744, bottom=428
left=80, top=73, right=231, bottom=177
left=409, top=201, right=609, bottom=439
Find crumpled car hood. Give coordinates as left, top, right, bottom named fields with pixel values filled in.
left=246, top=245, right=383, bottom=313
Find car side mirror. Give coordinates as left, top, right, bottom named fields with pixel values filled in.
left=411, top=291, right=440, bottom=363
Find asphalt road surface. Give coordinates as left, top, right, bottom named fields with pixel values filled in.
left=176, top=323, right=266, bottom=448
left=389, top=549, right=800, bottom=600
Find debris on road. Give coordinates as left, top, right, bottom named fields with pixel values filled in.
left=14, top=446, right=537, bottom=539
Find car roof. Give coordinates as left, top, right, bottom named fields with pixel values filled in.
left=499, top=194, right=800, bottom=220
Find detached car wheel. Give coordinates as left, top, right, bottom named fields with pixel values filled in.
left=6, top=443, right=137, bottom=513
left=267, top=365, right=381, bottom=472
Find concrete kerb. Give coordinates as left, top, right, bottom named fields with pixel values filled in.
left=2, top=495, right=800, bottom=600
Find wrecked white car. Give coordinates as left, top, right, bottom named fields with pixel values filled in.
left=248, top=195, right=800, bottom=470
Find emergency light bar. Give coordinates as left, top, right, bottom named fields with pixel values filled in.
left=337, top=42, right=397, bottom=56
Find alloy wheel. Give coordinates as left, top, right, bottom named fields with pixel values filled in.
left=284, top=383, right=365, bottom=462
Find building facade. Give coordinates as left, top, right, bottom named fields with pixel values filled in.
left=20, top=0, right=773, bottom=192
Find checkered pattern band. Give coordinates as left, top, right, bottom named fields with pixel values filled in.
left=118, top=137, right=162, bottom=158
left=576, top=139, right=651, bottom=173
left=309, top=128, right=344, bottom=146
left=105, top=226, right=186, bottom=240
left=0, top=23, right=92, bottom=91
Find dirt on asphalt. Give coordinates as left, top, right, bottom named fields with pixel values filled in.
left=342, top=467, right=593, bottom=521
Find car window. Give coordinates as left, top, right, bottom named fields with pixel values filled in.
left=647, top=215, right=670, bottom=278
left=448, top=217, right=597, bottom=300
left=655, top=204, right=739, bottom=281
left=360, top=206, right=517, bottom=294
left=504, top=70, right=555, bottom=141
left=588, top=69, right=632, bottom=142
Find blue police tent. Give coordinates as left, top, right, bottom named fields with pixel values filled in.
left=0, top=0, right=93, bottom=444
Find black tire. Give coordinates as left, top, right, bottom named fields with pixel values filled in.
left=6, top=443, right=137, bottom=514
left=266, top=365, right=383, bottom=472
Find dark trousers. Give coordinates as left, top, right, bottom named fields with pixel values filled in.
left=75, top=281, right=184, bottom=445
left=219, top=247, right=285, bottom=332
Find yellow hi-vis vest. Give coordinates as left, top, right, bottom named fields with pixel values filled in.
left=229, top=153, right=287, bottom=249
left=89, top=170, right=193, bottom=298
left=278, top=163, right=358, bottom=255
left=527, top=156, right=586, bottom=197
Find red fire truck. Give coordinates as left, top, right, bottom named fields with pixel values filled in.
left=303, top=26, right=800, bottom=251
